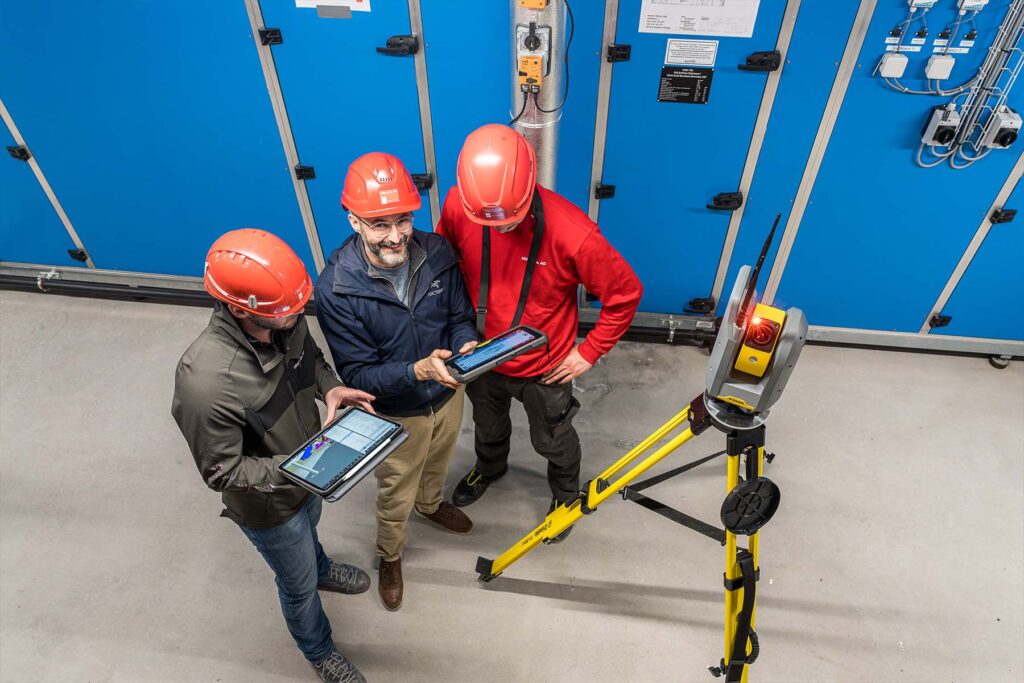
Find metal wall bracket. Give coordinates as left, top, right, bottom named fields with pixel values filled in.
left=991, top=208, right=1017, bottom=224
left=929, top=314, right=953, bottom=329
left=6, top=145, right=30, bottom=161
left=259, top=28, right=283, bottom=46
left=707, top=191, right=744, bottom=211
left=685, top=297, right=716, bottom=314
left=294, top=165, right=315, bottom=181
left=36, top=268, right=60, bottom=291
left=607, top=43, right=631, bottom=62
left=411, top=172, right=433, bottom=190
left=377, top=35, right=419, bottom=56
left=595, top=183, right=616, bottom=199
left=739, top=50, right=782, bottom=72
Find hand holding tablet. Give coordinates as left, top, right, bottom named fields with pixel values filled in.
left=445, top=325, right=548, bottom=383
left=279, top=407, right=408, bottom=502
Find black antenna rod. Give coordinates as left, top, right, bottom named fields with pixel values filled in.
left=737, top=212, right=782, bottom=325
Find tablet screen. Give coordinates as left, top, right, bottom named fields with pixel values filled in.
left=281, top=409, right=401, bottom=493
left=450, top=327, right=542, bottom=373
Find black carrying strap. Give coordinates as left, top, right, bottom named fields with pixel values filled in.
left=725, top=549, right=758, bottom=682
left=476, top=192, right=545, bottom=337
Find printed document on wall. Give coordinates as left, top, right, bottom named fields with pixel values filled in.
left=639, top=0, right=760, bottom=38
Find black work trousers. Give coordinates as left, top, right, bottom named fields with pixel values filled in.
left=465, top=371, right=582, bottom=502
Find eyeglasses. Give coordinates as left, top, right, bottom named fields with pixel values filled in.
left=356, top=214, right=414, bottom=235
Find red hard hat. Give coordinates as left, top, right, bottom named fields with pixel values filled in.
left=204, top=229, right=312, bottom=317
left=456, top=124, right=537, bottom=226
left=342, top=152, right=422, bottom=218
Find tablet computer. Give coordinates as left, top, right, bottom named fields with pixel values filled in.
left=446, top=325, right=548, bottom=383
left=278, top=407, right=407, bottom=502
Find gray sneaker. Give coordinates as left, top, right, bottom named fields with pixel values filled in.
left=317, top=560, right=371, bottom=595
left=312, top=650, right=365, bottom=683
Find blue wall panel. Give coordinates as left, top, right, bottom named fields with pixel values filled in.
left=723, top=0, right=862, bottom=315
left=421, top=0, right=603, bottom=215
left=0, top=0, right=313, bottom=276
left=933, top=169, right=1024, bottom=341
left=597, top=0, right=787, bottom=313
left=775, top=1, right=1020, bottom=331
left=259, top=1, right=431, bottom=256
left=0, top=126, right=81, bottom=266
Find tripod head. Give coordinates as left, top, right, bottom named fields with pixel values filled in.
left=705, top=213, right=808, bottom=426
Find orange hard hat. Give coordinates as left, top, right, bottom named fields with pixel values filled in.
left=203, top=229, right=312, bottom=317
left=342, top=152, right=422, bottom=218
left=456, top=124, right=537, bottom=226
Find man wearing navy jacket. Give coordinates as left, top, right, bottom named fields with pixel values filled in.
left=315, top=152, right=477, bottom=611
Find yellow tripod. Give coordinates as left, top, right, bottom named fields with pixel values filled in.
left=476, top=393, right=779, bottom=683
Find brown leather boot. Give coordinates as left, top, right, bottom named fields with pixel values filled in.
left=415, top=501, right=473, bottom=535
left=378, top=558, right=403, bottom=611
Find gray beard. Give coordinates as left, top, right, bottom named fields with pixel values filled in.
left=368, top=234, right=410, bottom=266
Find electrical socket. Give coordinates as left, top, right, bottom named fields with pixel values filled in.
left=921, top=106, right=961, bottom=145
left=981, top=108, right=1022, bottom=148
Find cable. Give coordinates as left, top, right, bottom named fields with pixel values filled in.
left=534, top=0, right=574, bottom=114
left=915, top=142, right=955, bottom=168
left=508, top=91, right=529, bottom=126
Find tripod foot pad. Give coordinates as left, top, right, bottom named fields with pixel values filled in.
left=476, top=556, right=499, bottom=582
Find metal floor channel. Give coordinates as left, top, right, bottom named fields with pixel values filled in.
left=1, top=290, right=1022, bottom=682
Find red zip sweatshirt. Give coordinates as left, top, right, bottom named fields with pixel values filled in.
left=436, top=185, right=643, bottom=378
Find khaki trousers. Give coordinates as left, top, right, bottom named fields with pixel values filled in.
left=375, top=386, right=464, bottom=561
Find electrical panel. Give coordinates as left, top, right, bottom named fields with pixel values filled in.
left=925, top=54, right=956, bottom=80
left=980, top=108, right=1021, bottom=148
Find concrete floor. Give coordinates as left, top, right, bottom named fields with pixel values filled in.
left=1, top=289, right=1022, bottom=683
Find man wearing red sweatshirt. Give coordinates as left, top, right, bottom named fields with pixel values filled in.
left=436, top=124, right=642, bottom=542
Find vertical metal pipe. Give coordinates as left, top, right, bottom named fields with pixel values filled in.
left=511, top=0, right=566, bottom=189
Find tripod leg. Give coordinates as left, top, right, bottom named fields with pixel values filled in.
left=721, top=430, right=766, bottom=682
left=745, top=446, right=764, bottom=674
left=723, top=453, right=741, bottom=666
left=477, top=416, right=698, bottom=580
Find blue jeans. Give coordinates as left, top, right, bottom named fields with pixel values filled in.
left=241, top=495, right=334, bottom=662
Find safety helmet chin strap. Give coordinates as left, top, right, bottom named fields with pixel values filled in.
left=476, top=190, right=544, bottom=338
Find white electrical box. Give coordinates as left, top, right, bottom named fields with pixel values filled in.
left=959, top=0, right=989, bottom=10
left=909, top=0, right=938, bottom=8
left=926, top=54, right=956, bottom=80
left=922, top=106, right=961, bottom=145
left=981, top=108, right=1022, bottom=148
left=879, top=52, right=909, bottom=79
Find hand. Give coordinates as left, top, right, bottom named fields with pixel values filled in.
left=414, top=349, right=461, bottom=389
left=457, top=340, right=479, bottom=355
left=324, top=386, right=376, bottom=424
left=540, top=346, right=593, bottom=385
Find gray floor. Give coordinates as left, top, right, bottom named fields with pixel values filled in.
left=1, top=290, right=1022, bottom=683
